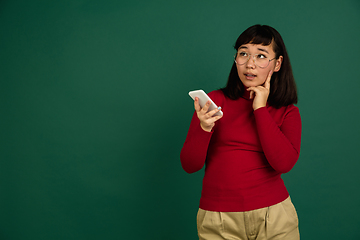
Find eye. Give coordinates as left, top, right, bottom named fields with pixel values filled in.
left=256, top=54, right=267, bottom=59
left=238, top=52, right=248, bottom=57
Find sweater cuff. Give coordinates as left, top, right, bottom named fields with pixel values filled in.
left=254, top=106, right=267, bottom=114
left=195, top=123, right=214, bottom=138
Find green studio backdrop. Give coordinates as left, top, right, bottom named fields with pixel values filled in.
left=1, top=0, right=359, bottom=239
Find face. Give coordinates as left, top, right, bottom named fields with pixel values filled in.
left=235, top=41, right=283, bottom=88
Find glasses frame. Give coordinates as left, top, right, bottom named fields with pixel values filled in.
left=234, top=52, right=277, bottom=69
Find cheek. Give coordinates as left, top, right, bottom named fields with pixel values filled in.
left=270, top=61, right=280, bottom=72
left=236, top=64, right=242, bottom=73
left=258, top=69, right=270, bottom=82
left=236, top=65, right=244, bottom=79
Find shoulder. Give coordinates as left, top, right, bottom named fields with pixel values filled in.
left=284, top=104, right=300, bottom=116
left=267, top=104, right=301, bottom=125
left=208, top=89, right=226, bottom=104
left=269, top=104, right=300, bottom=115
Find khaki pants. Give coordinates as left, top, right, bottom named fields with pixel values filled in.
left=197, top=197, right=300, bottom=240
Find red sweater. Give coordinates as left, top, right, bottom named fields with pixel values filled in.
left=180, top=90, right=302, bottom=212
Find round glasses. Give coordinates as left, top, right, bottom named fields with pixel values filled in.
left=234, top=51, right=276, bottom=69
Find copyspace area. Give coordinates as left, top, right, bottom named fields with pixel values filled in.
left=1, top=1, right=359, bottom=239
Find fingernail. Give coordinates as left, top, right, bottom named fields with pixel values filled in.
left=217, top=106, right=222, bottom=110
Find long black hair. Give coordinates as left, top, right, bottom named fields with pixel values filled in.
left=221, top=24, right=297, bottom=108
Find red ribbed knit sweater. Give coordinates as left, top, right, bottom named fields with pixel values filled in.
left=180, top=90, right=302, bottom=212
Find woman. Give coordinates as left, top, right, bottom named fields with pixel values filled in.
left=180, top=25, right=301, bottom=240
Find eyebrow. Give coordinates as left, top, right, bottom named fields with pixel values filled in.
left=238, top=46, right=270, bottom=54
left=257, top=48, right=269, bottom=54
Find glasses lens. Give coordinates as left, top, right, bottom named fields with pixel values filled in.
left=235, top=52, right=248, bottom=65
left=255, top=57, right=269, bottom=68
left=235, top=52, right=271, bottom=68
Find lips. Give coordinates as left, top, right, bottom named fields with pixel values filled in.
left=244, top=73, right=257, bottom=80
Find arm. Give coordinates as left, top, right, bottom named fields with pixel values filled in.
left=247, top=70, right=301, bottom=173
left=254, top=106, right=302, bottom=173
left=180, top=91, right=223, bottom=173
left=180, top=112, right=213, bottom=173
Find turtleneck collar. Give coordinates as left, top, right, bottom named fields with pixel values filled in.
left=240, top=87, right=270, bottom=108
left=241, top=87, right=252, bottom=100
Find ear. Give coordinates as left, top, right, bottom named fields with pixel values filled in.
left=274, top=56, right=283, bottom=72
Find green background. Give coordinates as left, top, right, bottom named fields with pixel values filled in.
left=1, top=0, right=359, bottom=239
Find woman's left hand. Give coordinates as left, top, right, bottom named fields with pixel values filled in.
left=247, top=71, right=272, bottom=110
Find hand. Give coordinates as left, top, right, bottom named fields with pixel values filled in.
left=194, top=97, right=223, bottom=132
left=247, top=70, right=272, bottom=110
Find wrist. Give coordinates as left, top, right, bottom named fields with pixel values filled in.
left=200, top=123, right=213, bottom=132
left=254, top=105, right=266, bottom=111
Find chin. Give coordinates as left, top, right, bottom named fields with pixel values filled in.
left=241, top=80, right=259, bottom=88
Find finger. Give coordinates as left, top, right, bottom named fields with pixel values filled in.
left=211, top=115, right=223, bottom=123
left=200, top=111, right=223, bottom=132
left=203, top=114, right=223, bottom=126
left=214, top=115, right=223, bottom=121
left=265, top=70, right=272, bottom=90
left=200, top=100, right=212, bottom=113
left=194, top=97, right=201, bottom=112
left=205, top=106, right=222, bottom=117
left=247, top=87, right=257, bottom=99
left=249, top=90, right=254, bottom=99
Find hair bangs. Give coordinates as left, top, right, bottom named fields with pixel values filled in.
left=234, top=25, right=274, bottom=50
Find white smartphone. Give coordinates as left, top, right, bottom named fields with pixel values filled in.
left=188, top=90, right=223, bottom=116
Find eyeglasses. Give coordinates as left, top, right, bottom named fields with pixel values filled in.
left=234, top=51, right=276, bottom=69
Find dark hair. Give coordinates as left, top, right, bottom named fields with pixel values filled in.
left=221, top=24, right=297, bottom=108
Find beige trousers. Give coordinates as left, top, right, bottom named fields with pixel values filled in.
left=197, top=197, right=300, bottom=240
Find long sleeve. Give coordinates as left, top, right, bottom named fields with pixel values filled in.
left=180, top=111, right=213, bottom=173
left=179, top=90, right=302, bottom=212
left=254, top=106, right=302, bottom=173
left=180, top=90, right=224, bottom=174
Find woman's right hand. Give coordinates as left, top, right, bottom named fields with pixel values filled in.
left=194, top=97, right=223, bottom=132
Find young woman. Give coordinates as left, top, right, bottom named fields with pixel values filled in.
left=180, top=25, right=301, bottom=240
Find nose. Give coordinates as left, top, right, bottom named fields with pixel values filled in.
left=245, top=55, right=256, bottom=68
